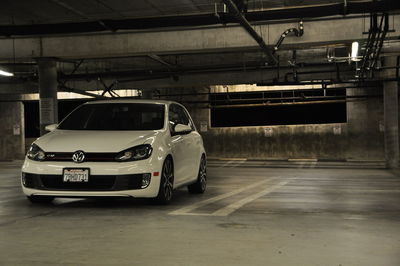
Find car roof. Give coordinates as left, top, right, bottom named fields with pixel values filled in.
left=84, top=99, right=179, bottom=105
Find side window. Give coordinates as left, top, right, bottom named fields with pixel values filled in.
left=181, top=108, right=195, bottom=130
left=169, top=104, right=194, bottom=132
left=169, top=105, right=180, bottom=132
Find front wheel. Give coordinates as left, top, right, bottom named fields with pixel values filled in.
left=188, top=156, right=207, bottom=194
left=155, top=158, right=174, bottom=204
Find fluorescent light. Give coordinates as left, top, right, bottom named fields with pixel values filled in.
left=0, top=69, right=14, bottom=76
left=351, top=41, right=359, bottom=61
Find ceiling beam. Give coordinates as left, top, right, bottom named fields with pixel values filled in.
left=0, top=15, right=398, bottom=61
left=0, top=64, right=356, bottom=94
left=0, top=0, right=399, bottom=36
left=148, top=54, right=175, bottom=68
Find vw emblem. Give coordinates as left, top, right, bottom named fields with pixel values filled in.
left=72, top=151, right=85, bottom=163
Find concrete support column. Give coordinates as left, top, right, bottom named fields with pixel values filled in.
left=141, top=89, right=153, bottom=99
left=383, top=56, right=399, bottom=168
left=38, top=59, right=58, bottom=136
left=0, top=102, right=25, bottom=159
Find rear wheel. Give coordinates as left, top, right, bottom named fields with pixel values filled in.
left=155, top=158, right=174, bottom=204
left=188, top=156, right=206, bottom=194
left=27, top=195, right=54, bottom=204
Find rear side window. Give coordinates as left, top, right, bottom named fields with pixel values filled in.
left=58, top=103, right=165, bottom=130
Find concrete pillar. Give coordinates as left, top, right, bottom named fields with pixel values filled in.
left=383, top=56, right=399, bottom=168
left=37, top=59, right=58, bottom=136
left=0, top=102, right=25, bottom=159
left=141, top=89, right=153, bottom=99
left=346, top=87, right=384, bottom=160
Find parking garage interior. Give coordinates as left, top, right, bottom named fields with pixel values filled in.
left=0, top=0, right=400, bottom=265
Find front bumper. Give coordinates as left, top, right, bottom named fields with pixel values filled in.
left=21, top=158, right=162, bottom=198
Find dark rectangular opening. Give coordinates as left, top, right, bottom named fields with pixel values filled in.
left=210, top=88, right=347, bottom=127
left=211, top=103, right=347, bottom=127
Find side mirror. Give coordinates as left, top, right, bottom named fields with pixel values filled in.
left=45, top=124, right=58, bottom=132
left=174, top=124, right=192, bottom=134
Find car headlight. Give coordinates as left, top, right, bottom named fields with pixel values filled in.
left=115, top=144, right=153, bottom=162
left=27, top=144, right=46, bottom=161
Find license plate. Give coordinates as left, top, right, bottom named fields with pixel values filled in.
left=63, top=168, right=89, bottom=182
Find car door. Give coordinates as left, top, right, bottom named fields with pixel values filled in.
left=180, top=106, right=202, bottom=179
left=168, top=104, right=190, bottom=186
left=169, top=104, right=199, bottom=186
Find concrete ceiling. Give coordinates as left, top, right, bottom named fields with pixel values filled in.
left=0, top=0, right=399, bottom=95
left=0, top=0, right=357, bottom=25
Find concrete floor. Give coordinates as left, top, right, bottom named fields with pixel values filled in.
left=0, top=161, right=400, bottom=266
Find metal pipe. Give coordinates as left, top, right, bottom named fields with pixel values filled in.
left=359, top=13, right=378, bottom=79
left=222, top=0, right=277, bottom=65
left=273, top=21, right=304, bottom=54
left=155, top=85, right=377, bottom=97
left=210, top=100, right=348, bottom=108
left=58, top=84, right=106, bottom=98
left=371, top=13, right=389, bottom=69
left=181, top=94, right=381, bottom=105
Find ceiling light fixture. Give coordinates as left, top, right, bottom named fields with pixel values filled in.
left=351, top=41, right=360, bottom=61
left=0, top=69, right=14, bottom=76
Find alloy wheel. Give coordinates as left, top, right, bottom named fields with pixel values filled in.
left=162, top=159, right=174, bottom=201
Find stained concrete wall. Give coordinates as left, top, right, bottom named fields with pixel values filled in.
left=346, top=87, right=384, bottom=160
left=158, top=86, right=384, bottom=161
left=0, top=85, right=386, bottom=161
left=0, top=102, right=25, bottom=160
left=202, top=124, right=349, bottom=159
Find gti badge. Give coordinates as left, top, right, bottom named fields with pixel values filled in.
left=72, top=150, right=85, bottom=163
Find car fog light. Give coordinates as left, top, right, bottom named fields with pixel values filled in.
left=141, top=173, right=151, bottom=188
left=21, top=173, right=26, bottom=186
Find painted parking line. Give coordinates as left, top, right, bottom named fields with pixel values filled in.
left=310, top=161, right=317, bottom=168
left=169, top=177, right=287, bottom=216
left=170, top=179, right=276, bottom=216
left=228, top=160, right=246, bottom=168
left=211, top=181, right=288, bottom=216
left=220, top=160, right=234, bottom=167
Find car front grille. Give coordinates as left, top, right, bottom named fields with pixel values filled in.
left=22, top=173, right=146, bottom=191
left=44, top=152, right=117, bottom=162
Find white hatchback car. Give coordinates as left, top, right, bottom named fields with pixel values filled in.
left=22, top=100, right=207, bottom=204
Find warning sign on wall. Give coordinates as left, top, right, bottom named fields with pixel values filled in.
left=13, top=124, right=20, bottom=135
left=264, top=127, right=273, bottom=137
left=200, top=121, right=208, bottom=132
left=333, top=125, right=342, bottom=135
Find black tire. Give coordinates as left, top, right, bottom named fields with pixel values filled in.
left=27, top=195, right=54, bottom=204
left=188, top=155, right=207, bottom=194
left=155, top=158, right=174, bottom=204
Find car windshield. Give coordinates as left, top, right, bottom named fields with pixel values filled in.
left=58, top=103, right=165, bottom=130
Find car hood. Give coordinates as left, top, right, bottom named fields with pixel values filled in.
left=34, top=130, right=162, bottom=153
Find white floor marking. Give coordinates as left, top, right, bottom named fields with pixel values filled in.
left=169, top=178, right=275, bottom=216
left=211, top=180, right=289, bottom=216
left=169, top=177, right=287, bottom=216
left=299, top=161, right=306, bottom=168
left=220, top=160, right=234, bottom=167
left=310, top=161, right=317, bottom=168
left=229, top=160, right=246, bottom=168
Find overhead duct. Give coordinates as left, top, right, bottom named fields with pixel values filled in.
left=222, top=0, right=277, bottom=65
